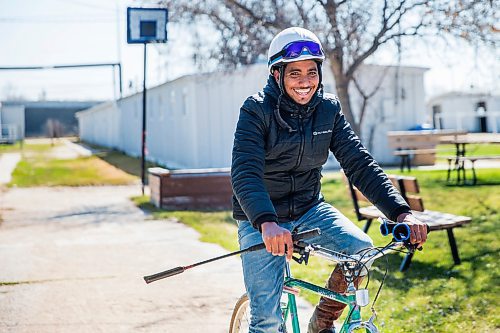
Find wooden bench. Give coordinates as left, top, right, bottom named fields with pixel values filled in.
left=343, top=172, right=471, bottom=271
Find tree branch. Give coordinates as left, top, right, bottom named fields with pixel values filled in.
left=291, top=0, right=306, bottom=25
left=346, top=0, right=429, bottom=80
left=352, top=67, right=388, bottom=125
left=224, top=0, right=279, bottom=30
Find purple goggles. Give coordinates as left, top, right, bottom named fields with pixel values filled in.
left=269, top=40, right=324, bottom=66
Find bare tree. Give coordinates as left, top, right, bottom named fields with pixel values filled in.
left=166, top=0, right=498, bottom=134
left=45, top=119, right=64, bottom=146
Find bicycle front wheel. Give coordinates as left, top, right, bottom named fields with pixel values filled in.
left=229, top=293, right=251, bottom=333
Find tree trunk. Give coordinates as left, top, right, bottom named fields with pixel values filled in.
left=328, top=62, right=361, bottom=135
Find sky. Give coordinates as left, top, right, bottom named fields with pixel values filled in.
left=0, top=0, right=498, bottom=102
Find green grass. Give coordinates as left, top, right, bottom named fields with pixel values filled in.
left=135, top=168, right=500, bottom=333
left=10, top=156, right=137, bottom=186
left=0, top=141, right=54, bottom=154
left=6, top=141, right=138, bottom=187
left=0, top=141, right=23, bottom=153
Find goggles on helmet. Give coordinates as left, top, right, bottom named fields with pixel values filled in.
left=268, top=40, right=324, bottom=67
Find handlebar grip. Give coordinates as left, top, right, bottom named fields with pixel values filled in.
left=379, top=218, right=430, bottom=242
left=392, top=223, right=411, bottom=242
left=144, top=266, right=185, bottom=284
left=380, top=221, right=411, bottom=241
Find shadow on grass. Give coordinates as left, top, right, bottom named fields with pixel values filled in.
left=369, top=245, right=499, bottom=299
left=444, top=181, right=500, bottom=187
left=134, top=199, right=163, bottom=215
left=81, top=141, right=164, bottom=178
left=368, top=252, right=467, bottom=292
left=94, top=151, right=157, bottom=178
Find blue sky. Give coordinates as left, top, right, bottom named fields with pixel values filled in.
left=0, top=0, right=498, bottom=101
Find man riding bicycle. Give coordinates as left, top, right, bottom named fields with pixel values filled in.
left=231, top=27, right=427, bottom=333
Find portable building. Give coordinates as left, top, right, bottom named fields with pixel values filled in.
left=77, top=63, right=428, bottom=168
left=0, top=100, right=101, bottom=141
left=427, top=92, right=500, bottom=133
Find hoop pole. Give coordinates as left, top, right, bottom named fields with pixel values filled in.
left=141, top=43, right=147, bottom=195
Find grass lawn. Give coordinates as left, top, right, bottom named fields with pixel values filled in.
left=5, top=140, right=138, bottom=187
left=0, top=141, right=24, bottom=153
left=134, top=167, right=499, bottom=333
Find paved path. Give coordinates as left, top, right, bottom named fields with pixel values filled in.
left=0, top=153, right=21, bottom=184
left=0, top=186, right=247, bottom=333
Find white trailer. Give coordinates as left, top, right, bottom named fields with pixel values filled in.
left=77, top=63, right=428, bottom=168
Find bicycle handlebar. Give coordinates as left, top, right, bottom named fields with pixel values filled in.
left=144, top=228, right=321, bottom=284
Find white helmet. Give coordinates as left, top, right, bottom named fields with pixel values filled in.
left=267, top=27, right=325, bottom=73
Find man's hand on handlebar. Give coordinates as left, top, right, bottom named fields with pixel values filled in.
left=261, top=222, right=294, bottom=262
left=397, top=213, right=428, bottom=248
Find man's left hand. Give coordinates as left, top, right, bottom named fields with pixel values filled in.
left=397, top=213, right=428, bottom=247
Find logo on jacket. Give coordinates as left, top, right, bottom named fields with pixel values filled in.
left=313, top=129, right=332, bottom=136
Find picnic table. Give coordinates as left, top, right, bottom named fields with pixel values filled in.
left=440, top=133, right=500, bottom=185
left=388, top=130, right=466, bottom=171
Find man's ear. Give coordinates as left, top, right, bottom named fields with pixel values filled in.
left=273, top=69, right=280, bottom=83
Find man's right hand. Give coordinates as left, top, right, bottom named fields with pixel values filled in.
left=261, top=222, right=293, bottom=261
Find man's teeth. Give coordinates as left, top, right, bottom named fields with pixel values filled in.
left=294, top=88, right=311, bottom=95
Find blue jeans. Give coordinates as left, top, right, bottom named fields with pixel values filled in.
left=237, top=201, right=373, bottom=333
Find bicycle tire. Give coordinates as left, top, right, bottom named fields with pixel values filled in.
left=229, top=293, right=251, bottom=333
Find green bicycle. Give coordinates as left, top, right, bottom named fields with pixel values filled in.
left=229, top=218, right=424, bottom=333
left=143, top=218, right=424, bottom=333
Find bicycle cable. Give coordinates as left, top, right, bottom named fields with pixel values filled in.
left=341, top=241, right=393, bottom=326
left=352, top=245, right=386, bottom=289
left=370, top=240, right=399, bottom=311
left=353, top=242, right=395, bottom=310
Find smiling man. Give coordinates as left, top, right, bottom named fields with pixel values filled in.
left=278, top=60, right=319, bottom=105
left=231, top=27, right=427, bottom=333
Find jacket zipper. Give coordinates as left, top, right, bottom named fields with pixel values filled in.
left=289, top=174, right=295, bottom=218
left=293, top=115, right=305, bottom=170
left=290, top=113, right=306, bottom=217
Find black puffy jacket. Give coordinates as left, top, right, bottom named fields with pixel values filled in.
left=231, top=75, right=410, bottom=230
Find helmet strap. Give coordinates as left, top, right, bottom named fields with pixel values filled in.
left=316, top=61, right=323, bottom=87
left=272, top=64, right=286, bottom=93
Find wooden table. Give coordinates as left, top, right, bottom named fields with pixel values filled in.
left=440, top=134, right=500, bottom=185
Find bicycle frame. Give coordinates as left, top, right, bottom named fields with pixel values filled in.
left=281, top=262, right=367, bottom=333
left=228, top=238, right=415, bottom=333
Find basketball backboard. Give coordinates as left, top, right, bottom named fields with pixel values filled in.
left=127, top=7, right=168, bottom=44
